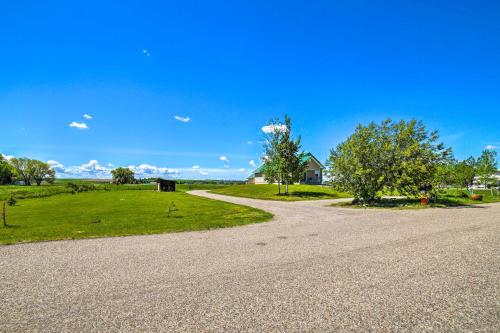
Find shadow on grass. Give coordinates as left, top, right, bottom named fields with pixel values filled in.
left=334, top=197, right=488, bottom=209
left=281, top=191, right=339, bottom=198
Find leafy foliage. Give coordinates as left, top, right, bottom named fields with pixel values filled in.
left=8, top=157, right=55, bottom=186
left=327, top=119, right=451, bottom=202
left=111, top=167, right=135, bottom=185
left=454, top=157, right=477, bottom=189
left=476, top=149, right=498, bottom=189
left=261, top=115, right=308, bottom=195
left=0, top=155, right=15, bottom=185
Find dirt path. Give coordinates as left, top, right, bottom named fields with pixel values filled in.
left=0, top=191, right=498, bottom=332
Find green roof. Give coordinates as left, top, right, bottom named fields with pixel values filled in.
left=248, top=152, right=324, bottom=179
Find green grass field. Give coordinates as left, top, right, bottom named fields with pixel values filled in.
left=0, top=190, right=272, bottom=244
left=209, top=184, right=350, bottom=201
left=0, top=182, right=229, bottom=201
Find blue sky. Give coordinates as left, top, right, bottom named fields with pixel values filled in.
left=1, top=0, right=499, bottom=179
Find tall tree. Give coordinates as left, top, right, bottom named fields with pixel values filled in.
left=261, top=115, right=307, bottom=195
left=0, top=155, right=15, bottom=185
left=9, top=157, right=34, bottom=185
left=454, top=157, right=476, bottom=190
left=476, top=149, right=498, bottom=193
left=327, top=119, right=450, bottom=202
left=279, top=116, right=309, bottom=194
left=326, top=121, right=388, bottom=202
left=111, top=167, right=135, bottom=184
left=31, top=160, right=56, bottom=186
left=261, top=120, right=285, bottom=195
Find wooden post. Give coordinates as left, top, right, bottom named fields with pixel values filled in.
left=2, top=201, right=6, bottom=227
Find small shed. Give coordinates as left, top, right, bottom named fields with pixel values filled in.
left=156, top=179, right=176, bottom=192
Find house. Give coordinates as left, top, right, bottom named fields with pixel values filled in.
left=472, top=170, right=500, bottom=189
left=247, top=152, right=325, bottom=185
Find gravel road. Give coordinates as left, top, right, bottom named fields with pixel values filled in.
left=0, top=190, right=499, bottom=332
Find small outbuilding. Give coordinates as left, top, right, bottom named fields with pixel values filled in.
left=156, top=179, right=176, bottom=192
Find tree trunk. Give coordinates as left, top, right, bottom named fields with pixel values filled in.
left=277, top=180, right=281, bottom=195
left=285, top=181, right=289, bottom=195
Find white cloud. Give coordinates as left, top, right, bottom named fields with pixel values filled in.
left=219, top=156, right=228, bottom=161
left=192, top=165, right=200, bottom=169
left=107, top=163, right=114, bottom=167
left=262, top=124, right=287, bottom=134
left=249, top=160, right=256, bottom=168
left=199, top=171, right=209, bottom=176
left=142, top=49, right=151, bottom=57
left=238, top=168, right=246, bottom=172
left=247, top=141, right=253, bottom=145
left=69, top=122, right=89, bottom=130
left=83, top=114, right=92, bottom=120
left=485, top=145, right=499, bottom=149
left=128, top=164, right=179, bottom=177
left=47, top=160, right=65, bottom=170
left=174, top=116, right=191, bottom=123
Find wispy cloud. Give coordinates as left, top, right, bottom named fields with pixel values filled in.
left=485, top=145, right=499, bottom=149
left=247, top=141, right=253, bottom=145
left=199, top=171, right=209, bottom=176
left=238, top=168, right=246, bottom=172
left=249, top=160, right=256, bottom=168
left=69, top=122, right=89, bottom=130
left=174, top=116, right=191, bottom=123
left=142, top=49, right=151, bottom=57
left=219, top=156, right=228, bottom=162
left=262, top=124, right=287, bottom=134
left=83, top=114, right=92, bottom=120
left=192, top=165, right=200, bottom=169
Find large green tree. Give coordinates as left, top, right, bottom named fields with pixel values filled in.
left=326, top=119, right=450, bottom=202
left=454, top=157, right=476, bottom=190
left=0, top=155, right=15, bottom=185
left=9, top=157, right=34, bottom=185
left=476, top=149, right=498, bottom=192
left=261, top=115, right=308, bottom=195
left=8, top=158, right=56, bottom=186
left=111, top=167, right=135, bottom=184
left=31, top=160, right=56, bottom=186
left=262, top=118, right=286, bottom=195
left=279, top=116, right=308, bottom=194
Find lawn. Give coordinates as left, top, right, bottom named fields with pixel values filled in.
left=331, top=189, right=500, bottom=209
left=209, top=184, right=350, bottom=201
left=0, top=190, right=272, bottom=244
left=0, top=182, right=228, bottom=201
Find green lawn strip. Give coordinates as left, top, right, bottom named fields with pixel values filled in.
left=331, top=192, right=500, bottom=209
left=209, top=184, right=350, bottom=201
left=0, top=191, right=272, bottom=245
left=0, top=183, right=230, bottom=201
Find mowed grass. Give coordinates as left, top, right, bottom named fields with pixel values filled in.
left=210, top=184, right=350, bottom=201
left=0, top=190, right=272, bottom=244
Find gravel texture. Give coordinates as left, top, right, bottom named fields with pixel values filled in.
left=0, top=190, right=499, bottom=332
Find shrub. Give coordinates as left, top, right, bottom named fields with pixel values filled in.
left=470, top=194, right=483, bottom=201
left=166, top=201, right=178, bottom=217
left=7, top=193, right=17, bottom=206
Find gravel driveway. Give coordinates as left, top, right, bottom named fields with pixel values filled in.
left=0, top=190, right=499, bottom=332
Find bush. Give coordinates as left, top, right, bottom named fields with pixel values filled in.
left=7, top=193, right=17, bottom=206
left=470, top=194, right=483, bottom=201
